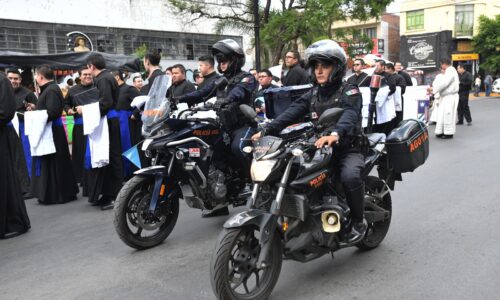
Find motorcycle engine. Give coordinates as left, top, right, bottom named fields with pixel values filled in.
left=208, top=169, right=227, bottom=201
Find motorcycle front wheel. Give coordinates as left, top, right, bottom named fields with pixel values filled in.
left=210, top=227, right=282, bottom=300
left=113, top=175, right=180, bottom=250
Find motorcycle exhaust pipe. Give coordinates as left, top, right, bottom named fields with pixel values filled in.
left=321, top=211, right=341, bottom=233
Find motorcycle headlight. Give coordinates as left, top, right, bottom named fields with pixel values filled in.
left=250, top=159, right=278, bottom=182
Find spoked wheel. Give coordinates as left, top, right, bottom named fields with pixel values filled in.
left=211, top=227, right=282, bottom=300
left=357, top=176, right=392, bottom=250
left=113, top=176, right=179, bottom=250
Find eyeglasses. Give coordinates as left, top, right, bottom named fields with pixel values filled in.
left=353, top=64, right=361, bottom=66
left=285, top=55, right=295, bottom=59
left=258, top=75, right=269, bottom=78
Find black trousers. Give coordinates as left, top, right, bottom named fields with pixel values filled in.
left=333, top=149, right=365, bottom=221
left=229, top=126, right=256, bottom=178
left=457, top=92, right=472, bottom=123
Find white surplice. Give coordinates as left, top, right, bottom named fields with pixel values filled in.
left=432, top=67, right=459, bottom=135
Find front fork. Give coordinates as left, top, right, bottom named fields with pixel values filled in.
left=253, top=158, right=295, bottom=268
left=140, top=155, right=176, bottom=213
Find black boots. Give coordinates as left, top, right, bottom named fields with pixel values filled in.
left=345, top=185, right=367, bottom=244
left=346, top=219, right=368, bottom=244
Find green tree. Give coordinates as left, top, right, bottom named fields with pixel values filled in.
left=472, top=15, right=500, bottom=74
left=134, top=44, right=149, bottom=60
left=167, top=0, right=392, bottom=67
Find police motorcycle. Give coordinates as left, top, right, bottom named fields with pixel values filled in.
left=210, top=102, right=429, bottom=300
left=113, top=75, right=252, bottom=250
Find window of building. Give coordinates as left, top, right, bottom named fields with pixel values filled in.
left=406, top=10, right=424, bottom=31
left=455, top=5, right=474, bottom=37
left=364, top=27, right=377, bottom=39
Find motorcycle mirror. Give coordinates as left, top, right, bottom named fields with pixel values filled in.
left=239, top=104, right=258, bottom=119
left=318, top=108, right=344, bottom=126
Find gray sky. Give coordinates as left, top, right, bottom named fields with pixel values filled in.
left=386, top=0, right=401, bottom=14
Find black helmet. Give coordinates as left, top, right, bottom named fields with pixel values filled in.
left=305, top=39, right=347, bottom=86
left=212, top=39, right=245, bottom=77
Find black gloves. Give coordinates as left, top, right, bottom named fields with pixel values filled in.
left=213, top=99, right=229, bottom=111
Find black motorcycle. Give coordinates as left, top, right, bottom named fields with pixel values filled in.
left=113, top=99, right=251, bottom=250
left=210, top=106, right=398, bottom=300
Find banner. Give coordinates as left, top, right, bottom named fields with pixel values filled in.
left=360, top=85, right=431, bottom=127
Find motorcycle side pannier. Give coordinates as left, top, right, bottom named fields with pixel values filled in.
left=385, top=119, right=429, bottom=173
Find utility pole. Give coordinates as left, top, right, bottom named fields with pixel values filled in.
left=253, top=0, right=261, bottom=70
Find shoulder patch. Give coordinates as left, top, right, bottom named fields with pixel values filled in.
left=345, top=89, right=359, bottom=96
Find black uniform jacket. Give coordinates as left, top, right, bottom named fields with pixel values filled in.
left=179, top=72, right=257, bottom=107
left=265, top=82, right=362, bottom=141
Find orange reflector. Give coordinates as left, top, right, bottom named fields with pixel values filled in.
left=282, top=221, right=288, bottom=232
left=159, top=184, right=166, bottom=196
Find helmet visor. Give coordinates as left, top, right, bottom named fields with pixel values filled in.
left=215, top=53, right=230, bottom=64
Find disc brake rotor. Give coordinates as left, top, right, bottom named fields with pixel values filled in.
left=136, top=194, right=167, bottom=231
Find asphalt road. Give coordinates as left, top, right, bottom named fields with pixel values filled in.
left=1, top=97, right=499, bottom=300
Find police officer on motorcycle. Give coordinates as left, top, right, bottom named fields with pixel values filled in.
left=252, top=39, right=367, bottom=243
left=175, top=39, right=257, bottom=217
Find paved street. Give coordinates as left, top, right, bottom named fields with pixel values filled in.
left=1, top=97, right=499, bottom=300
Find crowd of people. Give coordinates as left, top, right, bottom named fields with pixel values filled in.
left=0, top=35, right=493, bottom=239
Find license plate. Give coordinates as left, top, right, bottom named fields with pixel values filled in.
left=142, top=138, right=153, bottom=151
left=189, top=148, right=200, bottom=157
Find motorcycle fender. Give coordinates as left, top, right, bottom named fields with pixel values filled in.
left=224, top=210, right=277, bottom=244
left=224, top=209, right=269, bottom=228
left=134, top=165, right=167, bottom=176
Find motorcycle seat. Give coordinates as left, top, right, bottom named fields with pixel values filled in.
left=366, top=133, right=386, bottom=147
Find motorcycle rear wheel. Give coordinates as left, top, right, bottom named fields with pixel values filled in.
left=357, top=176, right=392, bottom=250
left=210, top=227, right=282, bottom=300
left=113, top=175, right=179, bottom=250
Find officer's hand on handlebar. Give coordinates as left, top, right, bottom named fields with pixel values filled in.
left=213, top=99, right=228, bottom=111
left=314, top=135, right=339, bottom=149
left=251, top=131, right=262, bottom=141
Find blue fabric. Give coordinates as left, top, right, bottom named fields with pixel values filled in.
left=19, top=121, right=32, bottom=178
left=53, top=117, right=63, bottom=127
left=118, top=110, right=133, bottom=177
left=107, top=109, right=119, bottom=119
left=74, top=117, right=83, bottom=125
left=34, top=157, right=42, bottom=177
left=122, top=144, right=142, bottom=169
left=84, top=136, right=92, bottom=170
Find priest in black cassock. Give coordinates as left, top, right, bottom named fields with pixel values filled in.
left=6, top=69, right=37, bottom=197
left=113, top=70, right=144, bottom=178
left=31, top=65, right=78, bottom=204
left=64, top=67, right=99, bottom=184
left=78, top=54, right=123, bottom=210
left=0, top=72, right=31, bottom=239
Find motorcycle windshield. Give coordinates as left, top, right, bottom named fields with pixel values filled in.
left=142, top=75, right=172, bottom=134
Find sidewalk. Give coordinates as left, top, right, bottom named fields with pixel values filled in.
left=470, top=92, right=500, bottom=100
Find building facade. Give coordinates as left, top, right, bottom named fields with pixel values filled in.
left=399, top=0, right=499, bottom=80
left=0, top=0, right=250, bottom=70
left=331, top=13, right=401, bottom=64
